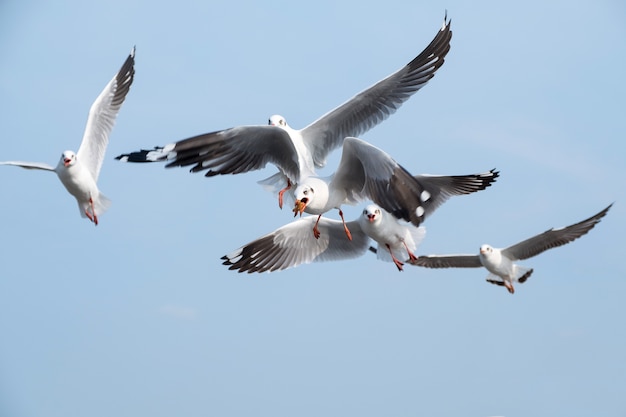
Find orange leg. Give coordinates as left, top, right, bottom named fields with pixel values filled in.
left=338, top=209, right=352, bottom=241
left=387, top=244, right=404, bottom=271
left=278, top=179, right=292, bottom=209
left=312, top=214, right=322, bottom=239
left=403, top=241, right=418, bottom=262
left=85, top=197, right=98, bottom=226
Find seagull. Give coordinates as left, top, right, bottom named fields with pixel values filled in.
left=116, top=15, right=452, bottom=208
left=0, top=47, right=135, bottom=225
left=291, top=136, right=499, bottom=240
left=360, top=204, right=426, bottom=271
left=408, top=204, right=612, bottom=294
left=221, top=204, right=425, bottom=273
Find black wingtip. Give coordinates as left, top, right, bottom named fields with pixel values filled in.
left=114, top=147, right=165, bottom=163
left=442, top=10, right=451, bottom=29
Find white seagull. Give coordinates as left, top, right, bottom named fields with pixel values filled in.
left=222, top=168, right=501, bottom=273
left=222, top=204, right=425, bottom=273
left=116, top=15, right=452, bottom=208
left=0, top=47, right=135, bottom=225
left=291, top=136, right=498, bottom=240
left=408, top=204, right=612, bottom=294
left=360, top=204, right=426, bottom=271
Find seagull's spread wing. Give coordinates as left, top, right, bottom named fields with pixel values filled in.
left=413, top=169, right=499, bottom=219
left=0, top=161, right=55, bottom=171
left=117, top=125, right=302, bottom=182
left=301, top=15, right=452, bottom=167
left=222, top=216, right=369, bottom=273
left=502, top=204, right=612, bottom=261
left=332, top=137, right=430, bottom=227
left=408, top=254, right=483, bottom=268
left=77, top=47, right=135, bottom=181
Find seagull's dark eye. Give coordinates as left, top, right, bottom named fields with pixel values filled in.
left=303, top=190, right=308, bottom=196
left=375, top=209, right=380, bottom=215
left=310, top=188, right=314, bottom=193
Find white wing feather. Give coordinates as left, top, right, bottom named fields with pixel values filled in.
left=77, top=47, right=135, bottom=181
left=0, top=161, right=55, bottom=171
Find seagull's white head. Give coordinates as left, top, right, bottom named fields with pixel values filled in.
left=479, top=244, right=494, bottom=256
left=292, top=183, right=315, bottom=216
left=293, top=177, right=328, bottom=215
left=60, top=150, right=77, bottom=167
left=268, top=114, right=288, bottom=128
left=363, top=204, right=382, bottom=224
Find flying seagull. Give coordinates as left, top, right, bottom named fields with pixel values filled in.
left=222, top=204, right=425, bottom=273
left=116, top=15, right=452, bottom=208
left=359, top=204, right=426, bottom=271
left=0, top=47, right=136, bottom=225
left=408, top=204, right=612, bottom=294
left=291, top=136, right=498, bottom=240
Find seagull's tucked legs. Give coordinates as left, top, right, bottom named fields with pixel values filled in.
left=387, top=244, right=404, bottom=271
left=278, top=179, right=291, bottom=209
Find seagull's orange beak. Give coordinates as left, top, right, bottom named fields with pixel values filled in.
left=63, top=158, right=72, bottom=167
left=367, top=214, right=376, bottom=223
left=293, top=198, right=307, bottom=217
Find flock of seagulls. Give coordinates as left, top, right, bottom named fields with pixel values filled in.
left=1, top=15, right=612, bottom=294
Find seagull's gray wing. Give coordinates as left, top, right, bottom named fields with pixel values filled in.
left=331, top=137, right=430, bottom=227
left=413, top=169, right=499, bottom=219
left=502, top=204, right=612, bottom=261
left=300, top=15, right=452, bottom=167
left=408, top=254, right=483, bottom=268
left=221, top=216, right=369, bottom=273
left=116, top=125, right=301, bottom=182
left=77, top=47, right=135, bottom=181
left=0, top=161, right=55, bottom=171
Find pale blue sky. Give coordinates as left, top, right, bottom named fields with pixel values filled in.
left=1, top=1, right=625, bottom=416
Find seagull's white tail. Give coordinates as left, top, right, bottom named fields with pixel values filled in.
left=406, top=226, right=426, bottom=252
left=257, top=172, right=295, bottom=206
left=257, top=172, right=288, bottom=193
left=77, top=192, right=112, bottom=219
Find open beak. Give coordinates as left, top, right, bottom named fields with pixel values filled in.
left=367, top=214, right=375, bottom=223
left=293, top=198, right=308, bottom=217
left=63, top=158, right=72, bottom=167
